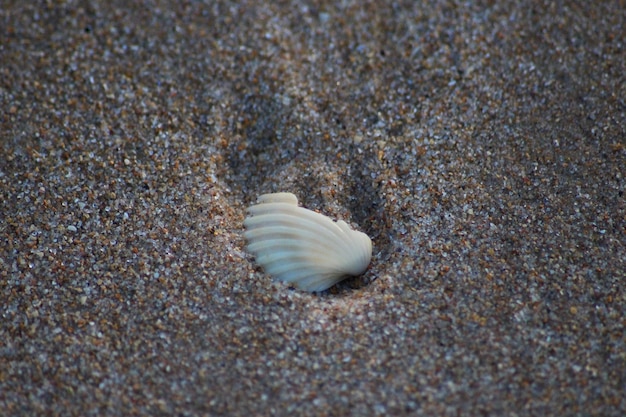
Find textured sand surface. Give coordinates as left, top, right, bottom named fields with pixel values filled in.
left=1, top=1, right=624, bottom=416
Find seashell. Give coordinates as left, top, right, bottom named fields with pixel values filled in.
left=243, top=192, right=372, bottom=292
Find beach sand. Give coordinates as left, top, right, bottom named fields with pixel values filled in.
left=1, top=1, right=624, bottom=415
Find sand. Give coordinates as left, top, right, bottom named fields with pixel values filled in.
left=1, top=1, right=624, bottom=416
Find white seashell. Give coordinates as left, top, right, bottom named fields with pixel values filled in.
left=243, top=192, right=372, bottom=292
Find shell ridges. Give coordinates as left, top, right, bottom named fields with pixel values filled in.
left=243, top=192, right=372, bottom=292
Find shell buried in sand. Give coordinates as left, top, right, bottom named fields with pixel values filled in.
left=243, top=192, right=372, bottom=292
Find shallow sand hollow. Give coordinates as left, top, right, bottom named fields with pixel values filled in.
left=1, top=1, right=624, bottom=416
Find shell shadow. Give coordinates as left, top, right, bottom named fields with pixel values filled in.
left=225, top=93, right=294, bottom=202
left=338, top=145, right=392, bottom=290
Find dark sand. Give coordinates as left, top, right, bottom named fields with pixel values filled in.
left=1, top=1, right=624, bottom=416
